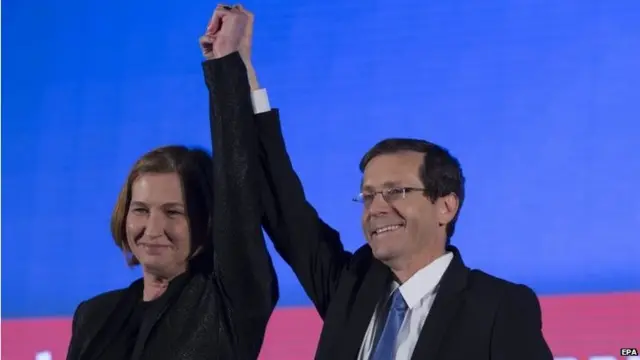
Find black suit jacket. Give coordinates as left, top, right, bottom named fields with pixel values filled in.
left=66, top=54, right=278, bottom=360
left=211, top=52, right=553, bottom=359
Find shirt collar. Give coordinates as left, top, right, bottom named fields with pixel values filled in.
left=390, top=252, right=454, bottom=310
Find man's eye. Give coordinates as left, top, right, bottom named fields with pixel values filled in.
left=362, top=194, right=375, bottom=202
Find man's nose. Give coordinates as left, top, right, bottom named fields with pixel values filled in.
left=144, top=211, right=166, bottom=237
left=367, top=193, right=392, bottom=216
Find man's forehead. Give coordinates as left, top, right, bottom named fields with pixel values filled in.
left=365, top=151, right=423, bottom=170
left=360, top=152, right=423, bottom=190
left=361, top=170, right=422, bottom=190
left=363, top=151, right=422, bottom=173
left=360, top=179, right=404, bottom=190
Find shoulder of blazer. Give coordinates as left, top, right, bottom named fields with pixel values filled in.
left=83, top=288, right=127, bottom=308
left=73, top=288, right=127, bottom=331
left=466, top=269, right=536, bottom=303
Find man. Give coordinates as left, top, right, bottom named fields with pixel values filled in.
left=203, top=5, right=554, bottom=359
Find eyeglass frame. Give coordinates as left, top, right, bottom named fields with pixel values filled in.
left=353, top=187, right=427, bottom=207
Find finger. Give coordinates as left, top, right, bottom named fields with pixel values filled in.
left=199, top=35, right=213, bottom=46
left=207, top=4, right=226, bottom=26
left=206, top=4, right=232, bottom=32
left=199, top=35, right=215, bottom=56
left=231, top=4, right=252, bottom=28
left=243, top=17, right=254, bottom=39
left=206, top=12, right=230, bottom=35
left=199, top=35, right=216, bottom=52
left=235, top=4, right=254, bottom=19
left=206, top=17, right=222, bottom=36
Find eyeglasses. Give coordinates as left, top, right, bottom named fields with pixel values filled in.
left=353, top=187, right=426, bottom=207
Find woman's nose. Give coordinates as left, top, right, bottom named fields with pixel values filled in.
left=144, top=212, right=166, bottom=237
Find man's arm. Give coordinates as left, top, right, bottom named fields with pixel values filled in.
left=201, top=7, right=278, bottom=357
left=253, top=105, right=352, bottom=319
left=490, top=285, right=553, bottom=360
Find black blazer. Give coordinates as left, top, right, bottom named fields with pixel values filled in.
left=66, top=54, right=278, bottom=360
left=206, top=54, right=553, bottom=359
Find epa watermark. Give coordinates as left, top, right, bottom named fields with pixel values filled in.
left=554, top=348, right=639, bottom=360
left=621, top=348, right=639, bottom=357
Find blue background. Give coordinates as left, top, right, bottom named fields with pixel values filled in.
left=3, top=0, right=639, bottom=319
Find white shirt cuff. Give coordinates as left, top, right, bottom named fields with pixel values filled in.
left=251, top=88, right=271, bottom=114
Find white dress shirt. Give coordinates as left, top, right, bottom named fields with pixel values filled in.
left=357, top=252, right=454, bottom=360
left=250, top=88, right=271, bottom=114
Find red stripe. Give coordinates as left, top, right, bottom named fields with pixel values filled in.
left=2, top=292, right=638, bottom=360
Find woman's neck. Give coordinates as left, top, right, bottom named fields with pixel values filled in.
left=141, top=270, right=184, bottom=301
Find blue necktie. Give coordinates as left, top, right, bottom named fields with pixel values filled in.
left=370, top=289, right=408, bottom=360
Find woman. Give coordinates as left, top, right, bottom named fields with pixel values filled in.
left=66, top=7, right=277, bottom=360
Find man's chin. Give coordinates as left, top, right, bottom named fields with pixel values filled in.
left=370, top=245, right=398, bottom=263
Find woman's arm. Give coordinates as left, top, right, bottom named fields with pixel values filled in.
left=203, top=51, right=278, bottom=358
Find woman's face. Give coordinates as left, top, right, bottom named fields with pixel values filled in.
left=126, top=172, right=191, bottom=278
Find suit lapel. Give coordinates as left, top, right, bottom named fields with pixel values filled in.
left=411, top=246, right=469, bottom=360
left=86, top=279, right=143, bottom=360
left=339, top=258, right=391, bottom=360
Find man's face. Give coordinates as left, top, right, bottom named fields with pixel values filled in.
left=360, top=151, right=453, bottom=265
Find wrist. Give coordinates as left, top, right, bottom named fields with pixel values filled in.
left=212, top=39, right=240, bottom=59
left=246, top=65, right=260, bottom=90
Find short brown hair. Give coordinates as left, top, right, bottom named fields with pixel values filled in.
left=111, top=145, right=214, bottom=266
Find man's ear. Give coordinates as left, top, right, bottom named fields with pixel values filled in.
left=437, top=193, right=459, bottom=226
